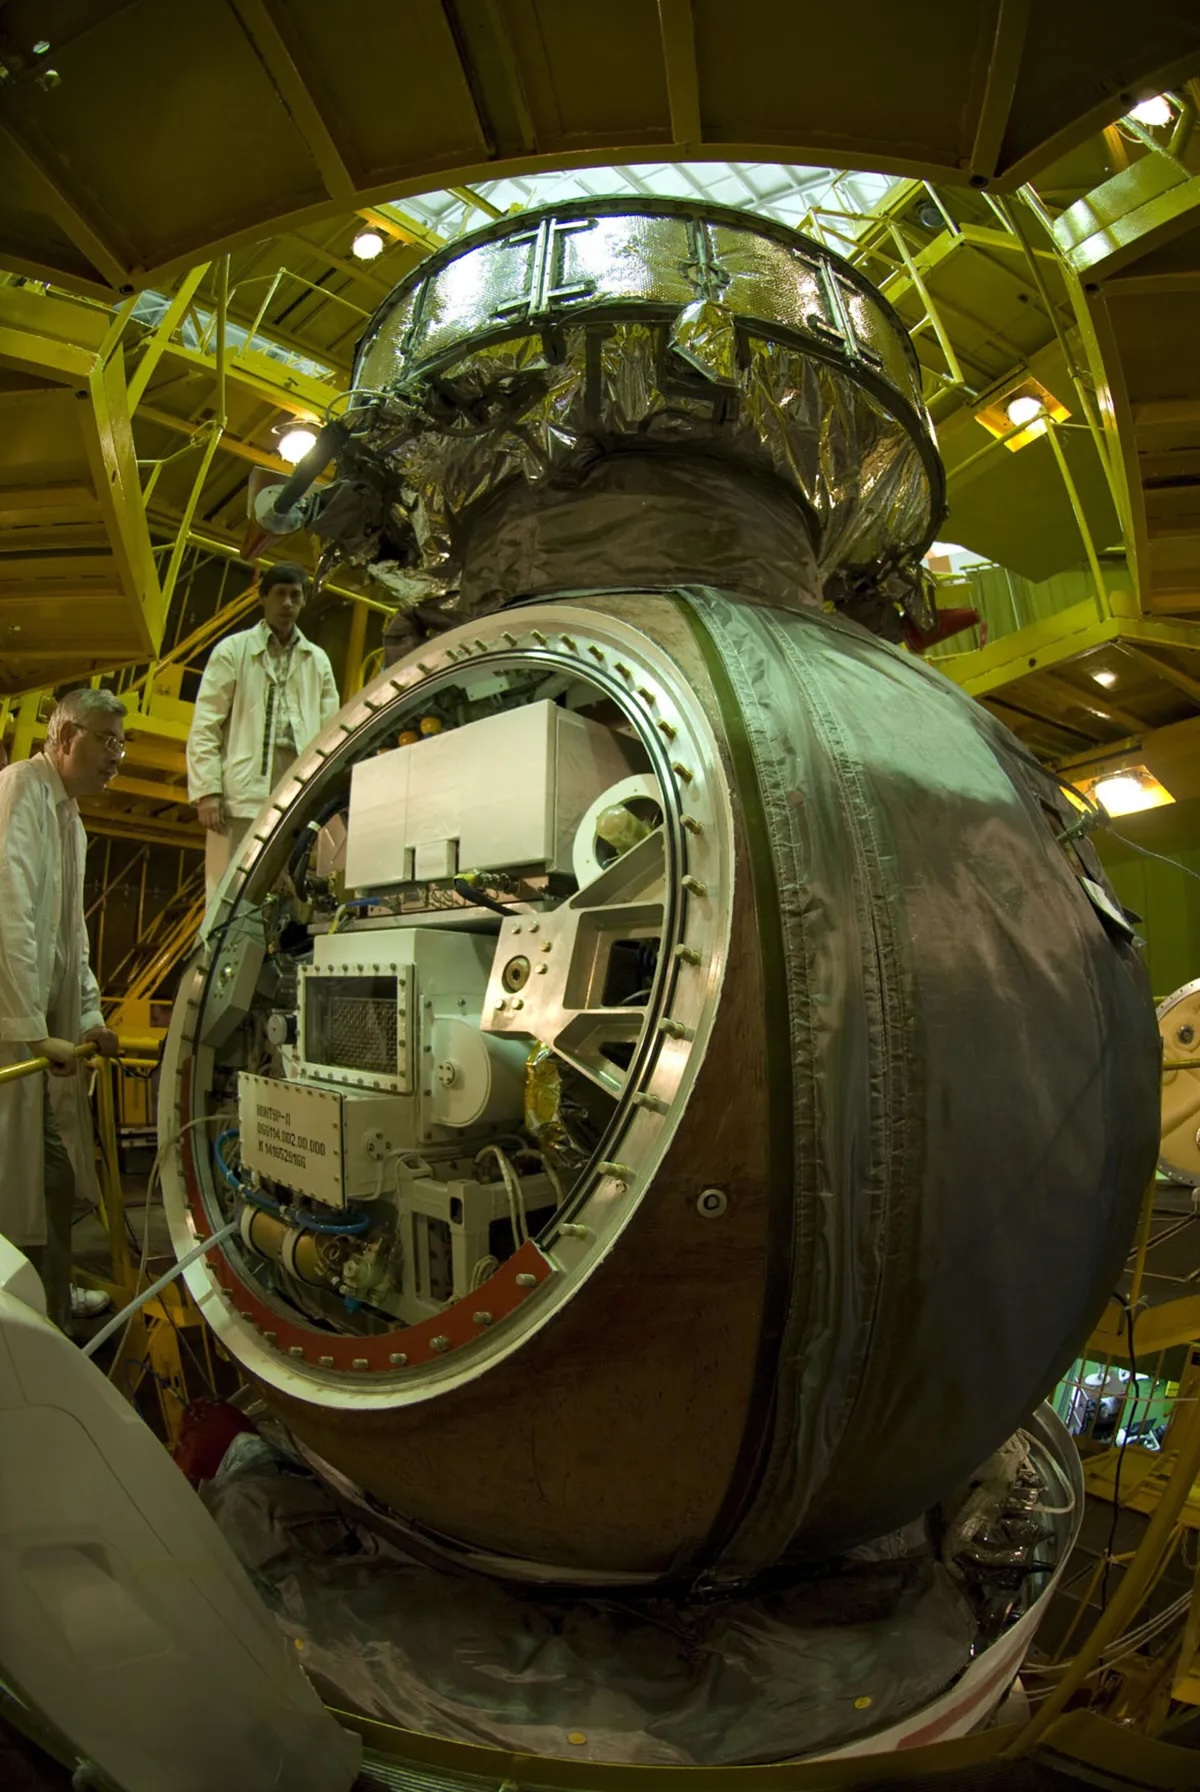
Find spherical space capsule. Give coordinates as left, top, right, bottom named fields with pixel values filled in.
left=162, top=200, right=1159, bottom=1588
left=161, top=588, right=1158, bottom=1583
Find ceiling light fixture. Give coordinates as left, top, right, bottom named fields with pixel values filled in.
left=1094, top=775, right=1156, bottom=816
left=277, top=426, right=319, bottom=465
left=1092, top=670, right=1118, bottom=688
left=1129, top=95, right=1172, bottom=128
left=1077, top=766, right=1175, bottom=818
left=1005, top=394, right=1044, bottom=429
left=351, top=228, right=385, bottom=260
left=976, top=380, right=1067, bottom=452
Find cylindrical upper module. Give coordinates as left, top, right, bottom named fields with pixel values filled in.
left=314, top=201, right=946, bottom=637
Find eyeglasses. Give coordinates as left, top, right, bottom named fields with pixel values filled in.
left=82, top=729, right=127, bottom=757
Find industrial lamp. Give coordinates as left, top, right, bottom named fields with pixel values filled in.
left=1005, top=394, right=1043, bottom=429
left=1129, top=95, right=1173, bottom=128
left=1075, top=765, right=1174, bottom=817
left=352, top=228, right=385, bottom=260
left=976, top=378, right=1068, bottom=453
left=277, top=425, right=319, bottom=465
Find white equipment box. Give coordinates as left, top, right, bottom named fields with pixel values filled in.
left=299, top=925, right=494, bottom=1094
left=241, top=925, right=528, bottom=1205
left=344, top=699, right=638, bottom=891
left=238, top=1073, right=404, bottom=1208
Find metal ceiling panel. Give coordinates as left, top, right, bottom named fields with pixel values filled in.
left=1000, top=2, right=1200, bottom=184
left=248, top=0, right=488, bottom=185
left=691, top=0, right=989, bottom=168
left=0, top=0, right=1193, bottom=293
left=496, top=0, right=672, bottom=146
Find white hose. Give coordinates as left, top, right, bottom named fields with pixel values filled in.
left=82, top=1220, right=239, bottom=1359
left=476, top=1143, right=528, bottom=1245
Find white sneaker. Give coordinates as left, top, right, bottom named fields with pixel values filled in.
left=70, top=1284, right=111, bottom=1319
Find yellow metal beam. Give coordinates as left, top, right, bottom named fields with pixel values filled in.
left=341, top=596, right=369, bottom=701
left=127, top=266, right=210, bottom=411
left=139, top=403, right=319, bottom=478
left=993, top=195, right=1115, bottom=499
left=1134, top=399, right=1200, bottom=430
left=456, top=0, right=536, bottom=156
left=1109, top=269, right=1200, bottom=297
left=228, top=0, right=355, bottom=203
left=76, top=803, right=202, bottom=848
left=1090, top=1292, right=1200, bottom=1360
left=936, top=600, right=1119, bottom=696
left=955, top=221, right=1060, bottom=261
left=1054, top=156, right=1200, bottom=282
left=159, top=337, right=340, bottom=421
left=357, top=203, right=446, bottom=256
left=969, top=0, right=1032, bottom=182
left=1034, top=668, right=1144, bottom=733
left=124, top=585, right=261, bottom=698
left=447, top=186, right=504, bottom=221
left=0, top=117, right=128, bottom=290
left=938, top=607, right=1200, bottom=701
left=0, top=324, right=95, bottom=385
left=0, top=285, right=167, bottom=681
left=657, top=0, right=702, bottom=151
left=1120, top=643, right=1200, bottom=705
left=887, top=222, right=964, bottom=387
left=159, top=425, right=224, bottom=610
left=1069, top=281, right=1148, bottom=592
left=85, top=349, right=165, bottom=656
left=111, top=893, right=207, bottom=1014
left=0, top=483, right=99, bottom=525
left=105, top=772, right=191, bottom=806
left=1043, top=417, right=1110, bottom=619
left=280, top=231, right=395, bottom=297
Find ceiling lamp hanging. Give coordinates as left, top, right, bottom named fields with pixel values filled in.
left=1129, top=94, right=1172, bottom=127
left=277, top=425, right=319, bottom=465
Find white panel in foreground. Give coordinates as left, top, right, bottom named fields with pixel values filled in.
left=0, top=1235, right=360, bottom=1792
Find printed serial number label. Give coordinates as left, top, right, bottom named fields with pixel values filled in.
left=252, top=1121, right=328, bottom=1168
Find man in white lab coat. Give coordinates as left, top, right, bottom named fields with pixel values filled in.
left=0, top=688, right=124, bottom=1331
left=187, top=563, right=340, bottom=898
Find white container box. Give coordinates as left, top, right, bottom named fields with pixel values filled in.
left=345, top=700, right=639, bottom=891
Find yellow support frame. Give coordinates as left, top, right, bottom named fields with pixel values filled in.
left=0, top=286, right=165, bottom=677
left=936, top=607, right=1200, bottom=702
left=86, top=346, right=164, bottom=656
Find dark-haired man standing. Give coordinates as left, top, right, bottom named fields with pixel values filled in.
left=187, top=563, right=339, bottom=896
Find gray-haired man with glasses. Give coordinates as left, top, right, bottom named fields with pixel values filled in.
left=0, top=688, right=125, bottom=1331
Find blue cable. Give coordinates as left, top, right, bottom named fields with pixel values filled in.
left=288, top=1208, right=371, bottom=1236
left=213, top=1129, right=242, bottom=1189
left=213, top=1130, right=371, bottom=1234
left=331, top=895, right=380, bottom=933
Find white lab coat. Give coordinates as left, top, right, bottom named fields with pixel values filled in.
left=186, top=620, right=340, bottom=816
left=0, top=756, right=104, bottom=1246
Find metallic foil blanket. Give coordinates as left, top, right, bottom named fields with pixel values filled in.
left=314, top=200, right=944, bottom=635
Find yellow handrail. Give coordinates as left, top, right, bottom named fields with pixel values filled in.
left=0, top=1039, right=150, bottom=1087
left=0, top=1041, right=97, bottom=1086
